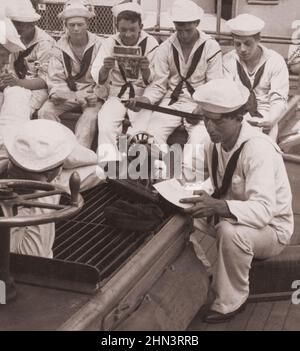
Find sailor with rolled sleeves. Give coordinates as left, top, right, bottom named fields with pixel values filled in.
left=127, top=0, right=223, bottom=181
left=180, top=79, right=293, bottom=323
left=91, top=2, right=159, bottom=163
left=38, top=0, right=103, bottom=149
left=1, top=0, right=55, bottom=114
left=223, top=14, right=289, bottom=141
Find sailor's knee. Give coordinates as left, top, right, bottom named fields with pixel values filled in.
left=215, top=221, right=237, bottom=248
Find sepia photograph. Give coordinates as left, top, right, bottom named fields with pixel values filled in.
left=0, top=0, right=300, bottom=337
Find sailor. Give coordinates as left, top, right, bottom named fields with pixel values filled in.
left=38, top=0, right=103, bottom=149
left=1, top=0, right=55, bottom=115
left=127, top=0, right=223, bottom=181
left=3, top=119, right=102, bottom=258
left=180, top=79, right=294, bottom=323
left=91, top=2, right=159, bottom=163
left=223, top=13, right=289, bottom=141
left=0, top=15, right=32, bottom=174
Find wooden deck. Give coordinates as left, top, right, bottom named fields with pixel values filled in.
left=188, top=299, right=300, bottom=331
left=186, top=229, right=300, bottom=331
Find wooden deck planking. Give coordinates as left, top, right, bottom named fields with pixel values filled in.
left=283, top=303, right=300, bottom=330
left=225, top=303, right=256, bottom=331
left=263, top=300, right=291, bottom=331
left=245, top=302, right=274, bottom=331
left=188, top=298, right=300, bottom=331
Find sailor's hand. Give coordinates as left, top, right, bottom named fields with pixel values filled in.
left=186, top=116, right=201, bottom=125
left=0, top=73, right=19, bottom=87
left=140, top=56, right=150, bottom=71
left=102, top=57, right=115, bottom=73
left=85, top=93, right=98, bottom=107
left=84, top=89, right=98, bottom=107
left=50, top=93, right=67, bottom=105
left=256, top=120, right=273, bottom=134
left=180, top=190, right=217, bottom=218
left=125, top=96, right=151, bottom=112
left=188, top=105, right=203, bottom=125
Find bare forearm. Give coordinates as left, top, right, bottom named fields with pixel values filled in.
left=17, top=78, right=47, bottom=90
left=269, top=101, right=286, bottom=125
left=215, top=199, right=235, bottom=218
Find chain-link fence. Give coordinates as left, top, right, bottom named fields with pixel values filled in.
left=36, top=2, right=114, bottom=37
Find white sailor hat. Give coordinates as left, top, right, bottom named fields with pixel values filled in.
left=226, top=14, right=265, bottom=36
left=170, top=0, right=204, bottom=22
left=0, top=17, right=25, bottom=52
left=112, top=2, right=143, bottom=18
left=4, top=120, right=77, bottom=172
left=193, top=79, right=250, bottom=114
left=6, top=0, right=41, bottom=23
left=58, top=0, right=95, bottom=21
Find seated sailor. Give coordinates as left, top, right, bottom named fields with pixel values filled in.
left=0, top=15, right=32, bottom=174
left=181, top=79, right=294, bottom=323
left=223, top=14, right=289, bottom=141
left=38, top=0, right=103, bottom=149
left=2, top=0, right=55, bottom=115
left=91, top=2, right=159, bottom=163
left=127, top=0, right=223, bottom=182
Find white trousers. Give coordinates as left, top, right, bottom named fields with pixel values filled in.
left=38, top=99, right=102, bottom=149
left=97, top=97, right=153, bottom=162
left=146, top=97, right=210, bottom=182
left=191, top=219, right=285, bottom=314
left=30, top=89, right=48, bottom=114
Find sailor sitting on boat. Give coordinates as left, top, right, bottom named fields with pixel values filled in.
left=38, top=0, right=103, bottom=149
left=0, top=15, right=32, bottom=174
left=180, top=79, right=294, bottom=323
left=127, top=0, right=223, bottom=182
left=91, top=2, right=159, bottom=163
left=223, top=14, right=289, bottom=141
left=2, top=0, right=55, bottom=116
left=2, top=119, right=102, bottom=258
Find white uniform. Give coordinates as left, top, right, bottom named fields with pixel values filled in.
left=0, top=86, right=31, bottom=173
left=91, top=31, right=158, bottom=162
left=223, top=45, right=289, bottom=140
left=38, top=31, right=103, bottom=148
left=9, top=26, right=55, bottom=113
left=192, top=121, right=293, bottom=314
left=143, top=29, right=222, bottom=180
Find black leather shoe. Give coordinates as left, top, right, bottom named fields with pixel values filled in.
left=203, top=302, right=247, bottom=324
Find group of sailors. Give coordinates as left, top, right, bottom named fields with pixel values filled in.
left=0, top=0, right=297, bottom=325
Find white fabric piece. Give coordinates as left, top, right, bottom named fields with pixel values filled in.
left=4, top=119, right=76, bottom=172
left=143, top=30, right=222, bottom=105
left=57, top=0, right=95, bottom=20
left=192, top=219, right=285, bottom=314
left=193, top=78, right=249, bottom=113
left=170, top=0, right=204, bottom=22
left=112, top=2, right=142, bottom=17
left=226, top=14, right=265, bottom=36
left=6, top=0, right=41, bottom=22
